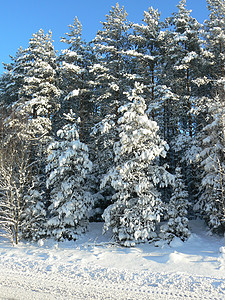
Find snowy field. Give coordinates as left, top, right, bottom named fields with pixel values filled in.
left=0, top=219, right=225, bottom=300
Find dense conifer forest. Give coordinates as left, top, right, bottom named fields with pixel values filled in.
left=0, top=0, right=225, bottom=245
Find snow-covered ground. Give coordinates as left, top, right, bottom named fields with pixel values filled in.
left=0, top=219, right=225, bottom=299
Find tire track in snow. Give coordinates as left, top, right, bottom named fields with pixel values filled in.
left=0, top=265, right=224, bottom=300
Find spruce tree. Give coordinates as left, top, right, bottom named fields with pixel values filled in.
left=101, top=83, right=173, bottom=246
left=160, top=167, right=190, bottom=242
left=46, top=112, right=93, bottom=241
left=195, top=95, right=225, bottom=233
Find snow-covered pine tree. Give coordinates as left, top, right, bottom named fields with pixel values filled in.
left=157, top=0, right=203, bottom=206
left=162, top=0, right=202, bottom=140
left=192, top=0, right=225, bottom=234
left=90, top=3, right=132, bottom=119
left=18, top=29, right=61, bottom=141
left=160, top=167, right=190, bottom=243
left=193, top=0, right=225, bottom=129
left=198, top=0, right=225, bottom=130
left=46, top=112, right=93, bottom=241
left=0, top=47, right=29, bottom=146
left=195, top=95, right=225, bottom=233
left=128, top=6, right=162, bottom=119
left=20, top=176, right=46, bottom=241
left=204, top=0, right=225, bottom=86
left=89, top=4, right=133, bottom=219
left=17, top=30, right=61, bottom=230
left=0, top=47, right=25, bottom=110
left=3, top=30, right=61, bottom=188
left=0, top=30, right=62, bottom=241
left=59, top=17, right=95, bottom=142
left=101, top=83, right=173, bottom=246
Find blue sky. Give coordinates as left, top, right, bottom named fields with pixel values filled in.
left=0, top=0, right=209, bottom=75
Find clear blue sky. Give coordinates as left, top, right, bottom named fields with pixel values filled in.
left=0, top=0, right=209, bottom=75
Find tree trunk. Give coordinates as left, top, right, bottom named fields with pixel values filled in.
left=220, top=42, right=224, bottom=78
left=187, top=68, right=192, bottom=137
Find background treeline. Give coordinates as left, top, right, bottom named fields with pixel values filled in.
left=0, top=0, right=225, bottom=246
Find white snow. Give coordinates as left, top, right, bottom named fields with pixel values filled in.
left=64, top=89, right=80, bottom=100
left=0, top=219, right=225, bottom=299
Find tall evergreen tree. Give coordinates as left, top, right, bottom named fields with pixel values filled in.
left=160, top=167, right=190, bottom=242
left=128, top=7, right=162, bottom=119
left=204, top=0, right=225, bottom=85
left=17, top=29, right=61, bottom=140
left=193, top=0, right=225, bottom=234
left=89, top=4, right=133, bottom=218
left=195, top=95, right=225, bottom=233
left=162, top=0, right=202, bottom=141
left=158, top=0, right=203, bottom=205
left=90, top=3, right=132, bottom=119
left=46, top=112, right=93, bottom=241
left=59, top=17, right=95, bottom=142
left=0, top=47, right=25, bottom=109
left=101, top=83, right=173, bottom=246
left=2, top=30, right=61, bottom=239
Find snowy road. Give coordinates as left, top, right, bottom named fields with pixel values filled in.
left=0, top=220, right=225, bottom=299
left=0, top=265, right=225, bottom=300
